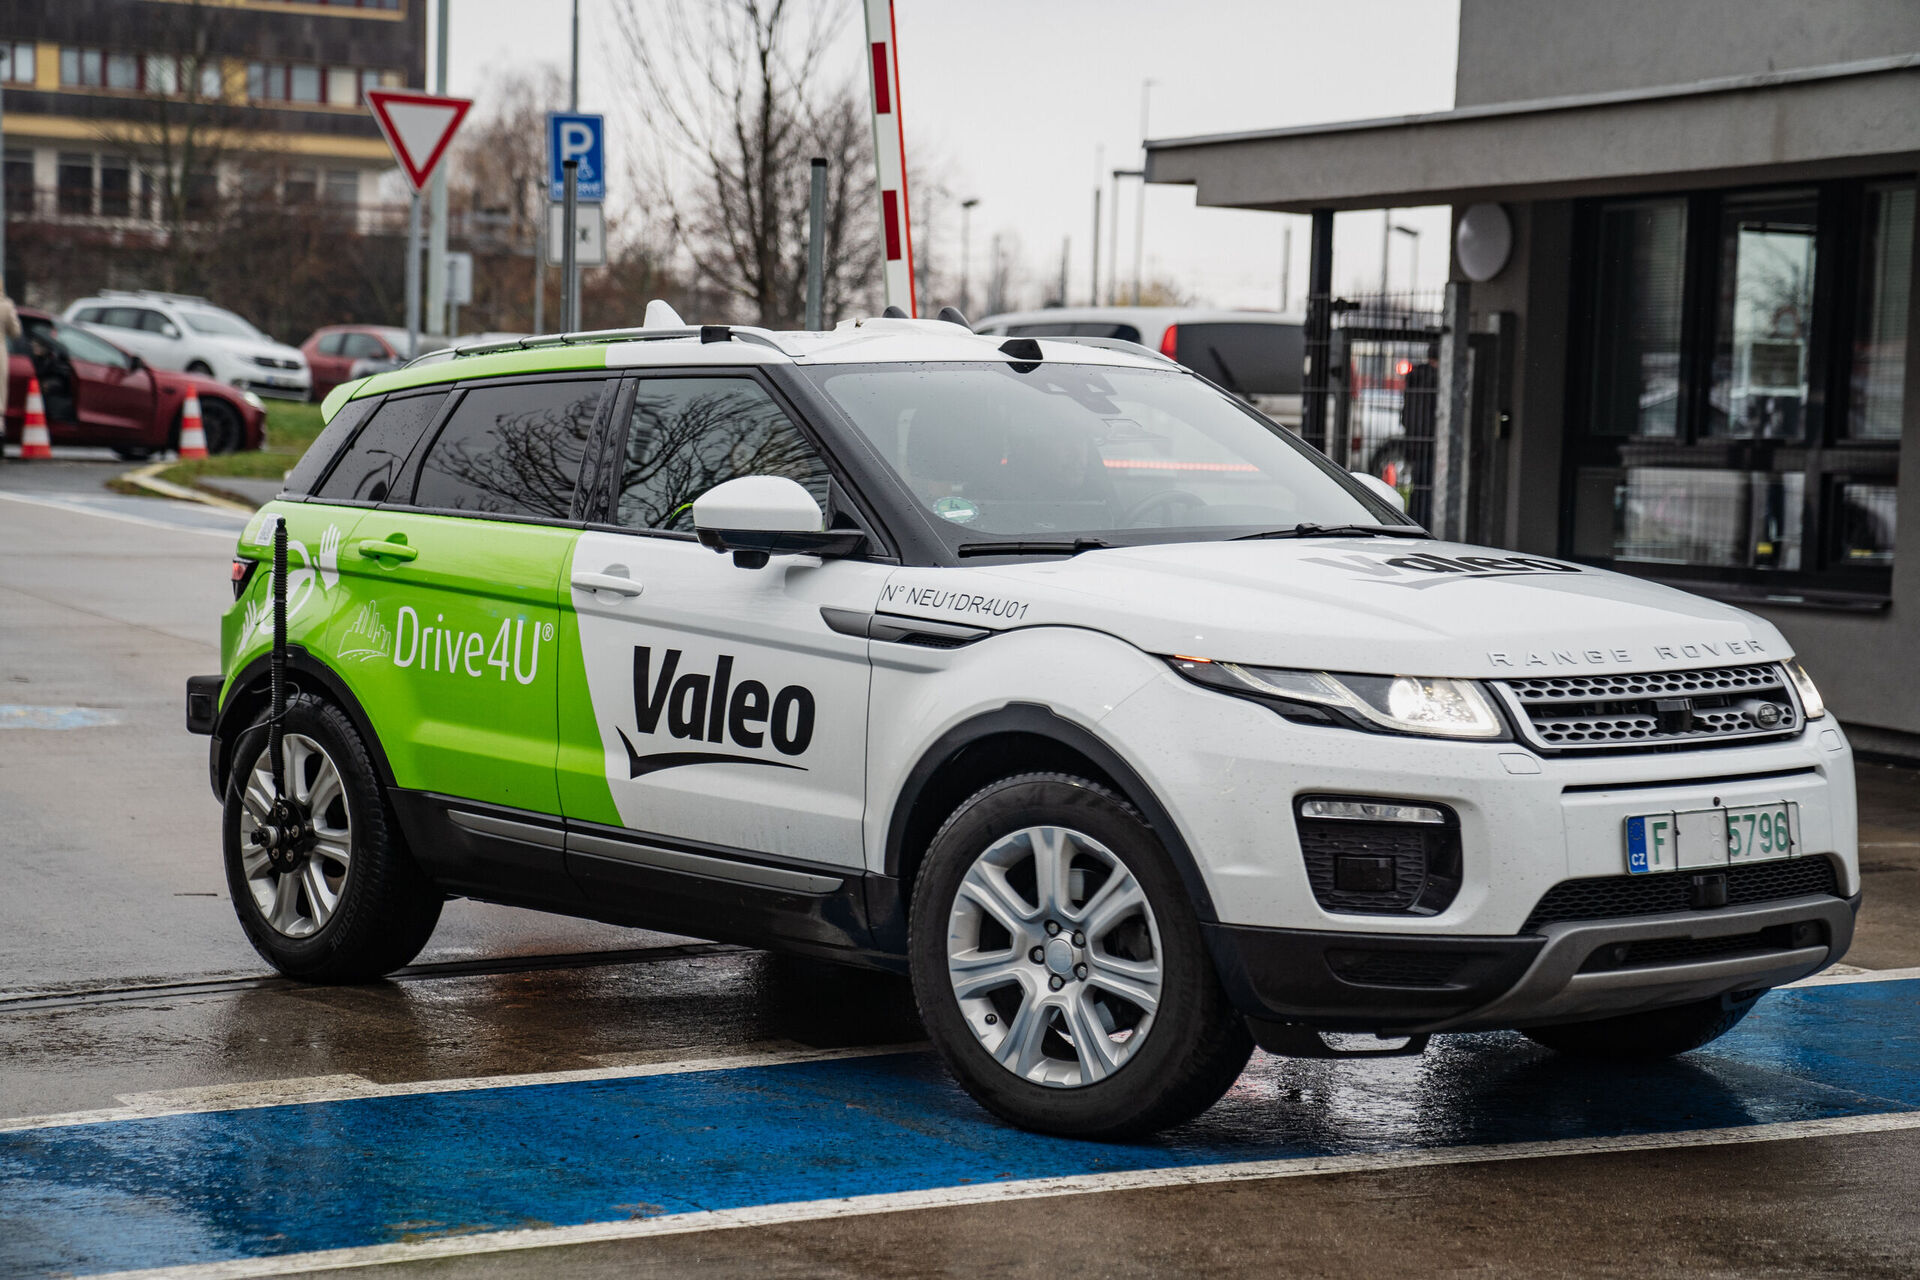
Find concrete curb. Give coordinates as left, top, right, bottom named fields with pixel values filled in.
left=119, top=462, right=257, bottom=514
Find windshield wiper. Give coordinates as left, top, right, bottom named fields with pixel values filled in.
left=1232, top=523, right=1430, bottom=541
left=956, top=538, right=1114, bottom=558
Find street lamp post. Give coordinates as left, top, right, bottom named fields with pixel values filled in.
left=959, top=198, right=979, bottom=318
left=1132, top=79, right=1155, bottom=305
left=1392, top=223, right=1421, bottom=296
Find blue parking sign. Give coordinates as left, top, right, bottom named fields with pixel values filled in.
left=548, top=113, right=605, bottom=203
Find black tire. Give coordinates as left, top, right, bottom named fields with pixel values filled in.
left=197, top=398, right=243, bottom=454
left=222, top=693, right=441, bottom=982
left=112, top=446, right=155, bottom=462
left=909, top=773, right=1253, bottom=1139
left=1522, top=989, right=1765, bottom=1061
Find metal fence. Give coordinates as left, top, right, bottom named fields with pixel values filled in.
left=1325, top=291, right=1446, bottom=527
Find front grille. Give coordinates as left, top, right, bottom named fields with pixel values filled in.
left=1497, top=663, right=1799, bottom=753
left=1326, top=948, right=1472, bottom=988
left=251, top=355, right=301, bottom=370
left=1523, top=856, right=1839, bottom=932
left=1576, top=921, right=1827, bottom=972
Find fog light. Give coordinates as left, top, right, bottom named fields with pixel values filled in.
left=1299, top=798, right=1445, bottom=824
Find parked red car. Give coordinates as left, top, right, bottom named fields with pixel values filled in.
left=300, top=325, right=414, bottom=401
left=4, top=309, right=265, bottom=459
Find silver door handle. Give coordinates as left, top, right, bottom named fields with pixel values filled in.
left=570, top=570, right=644, bottom=598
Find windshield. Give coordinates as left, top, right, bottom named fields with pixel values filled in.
left=181, top=309, right=261, bottom=339
left=805, top=361, right=1402, bottom=547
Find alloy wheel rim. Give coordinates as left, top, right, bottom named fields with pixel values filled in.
left=946, top=824, right=1163, bottom=1088
left=237, top=733, right=353, bottom=939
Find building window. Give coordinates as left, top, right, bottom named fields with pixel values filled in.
left=285, top=167, right=318, bottom=204
left=325, top=169, right=359, bottom=204
left=248, top=61, right=376, bottom=105
left=2, top=42, right=34, bottom=84
left=99, top=157, right=132, bottom=217
left=1570, top=180, right=1911, bottom=605
left=57, top=153, right=94, bottom=215
left=60, top=47, right=105, bottom=87
left=4, top=150, right=34, bottom=215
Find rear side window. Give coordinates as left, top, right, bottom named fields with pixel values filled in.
left=613, top=377, right=832, bottom=532
left=99, top=307, right=144, bottom=330
left=316, top=333, right=346, bottom=355
left=1174, top=323, right=1303, bottom=396
left=412, top=379, right=605, bottom=519
left=341, top=332, right=388, bottom=359
left=138, top=309, right=173, bottom=334
left=314, top=391, right=447, bottom=504
left=1006, top=322, right=1144, bottom=343
left=284, top=396, right=379, bottom=496
left=73, top=307, right=103, bottom=324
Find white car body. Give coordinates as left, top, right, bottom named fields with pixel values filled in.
left=64, top=293, right=312, bottom=400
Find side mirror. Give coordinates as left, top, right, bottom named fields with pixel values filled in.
left=126, top=354, right=145, bottom=372
left=161, top=323, right=181, bottom=339
left=1352, top=471, right=1408, bottom=513
left=693, top=475, right=863, bottom=569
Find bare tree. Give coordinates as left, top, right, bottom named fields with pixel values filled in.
left=610, top=0, right=880, bottom=326
left=90, top=0, right=250, bottom=288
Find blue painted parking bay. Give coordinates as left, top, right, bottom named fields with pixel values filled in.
left=4, top=975, right=1919, bottom=1277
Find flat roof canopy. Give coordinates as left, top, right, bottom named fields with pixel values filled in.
left=1145, top=56, right=1920, bottom=212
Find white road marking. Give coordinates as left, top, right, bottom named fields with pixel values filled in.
left=83, top=1109, right=1920, bottom=1280
left=0, top=1043, right=924, bottom=1133
left=0, top=488, right=244, bottom=539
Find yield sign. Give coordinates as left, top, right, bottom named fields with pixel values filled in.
left=366, top=89, right=473, bottom=192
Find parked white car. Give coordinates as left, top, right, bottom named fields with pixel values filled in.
left=64, top=292, right=312, bottom=401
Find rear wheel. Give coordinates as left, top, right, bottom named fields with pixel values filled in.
left=112, top=447, right=155, bottom=462
left=223, top=694, right=440, bottom=981
left=910, top=773, right=1252, bottom=1139
left=1522, top=989, right=1765, bottom=1060
left=197, top=398, right=243, bottom=454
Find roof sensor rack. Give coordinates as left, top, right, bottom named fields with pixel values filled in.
left=404, top=325, right=792, bottom=367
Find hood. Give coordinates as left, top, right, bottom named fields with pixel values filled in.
left=874, top=538, right=1789, bottom=679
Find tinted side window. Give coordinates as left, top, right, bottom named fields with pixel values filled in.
left=314, top=391, right=447, bottom=503
left=317, top=333, right=346, bottom=355
left=413, top=379, right=604, bottom=518
left=138, top=309, right=173, bottom=334
left=341, top=332, right=387, bottom=359
left=285, top=395, right=380, bottom=496
left=100, top=307, right=144, bottom=330
left=615, top=377, right=831, bottom=532
left=1174, top=323, right=1304, bottom=395
left=73, top=307, right=103, bottom=324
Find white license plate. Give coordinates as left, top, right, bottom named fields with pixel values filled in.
left=1625, top=802, right=1798, bottom=874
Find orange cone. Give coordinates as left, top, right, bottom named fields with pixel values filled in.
left=177, top=391, right=208, bottom=460
left=19, top=376, right=51, bottom=459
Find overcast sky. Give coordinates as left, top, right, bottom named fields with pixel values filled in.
left=439, top=0, right=1460, bottom=312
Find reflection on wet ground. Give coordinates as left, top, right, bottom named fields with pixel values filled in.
left=2, top=969, right=1916, bottom=1277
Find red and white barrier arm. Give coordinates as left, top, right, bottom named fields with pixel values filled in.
left=863, top=0, right=916, bottom=316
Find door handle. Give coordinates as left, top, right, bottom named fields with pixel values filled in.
left=571, top=568, right=644, bottom=598
left=353, top=538, right=418, bottom=562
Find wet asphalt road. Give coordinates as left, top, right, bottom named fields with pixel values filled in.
left=3, top=453, right=1919, bottom=1278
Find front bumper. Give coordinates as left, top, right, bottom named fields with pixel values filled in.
left=1205, top=887, right=1859, bottom=1036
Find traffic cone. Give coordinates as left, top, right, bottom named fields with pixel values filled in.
left=177, top=392, right=208, bottom=460
left=18, top=376, right=51, bottom=459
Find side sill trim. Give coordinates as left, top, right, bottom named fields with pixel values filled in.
left=448, top=809, right=567, bottom=850
left=567, top=830, right=844, bottom=895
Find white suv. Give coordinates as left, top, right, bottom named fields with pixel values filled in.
left=65, top=292, right=311, bottom=400
left=188, top=312, right=1857, bottom=1139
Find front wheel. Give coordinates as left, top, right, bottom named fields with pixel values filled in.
left=1522, top=989, right=1765, bottom=1060
left=223, top=694, right=441, bottom=981
left=909, top=773, right=1253, bottom=1139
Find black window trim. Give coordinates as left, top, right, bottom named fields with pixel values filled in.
left=1561, top=174, right=1907, bottom=609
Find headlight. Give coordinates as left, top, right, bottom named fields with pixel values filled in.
left=1169, top=659, right=1507, bottom=740
left=241, top=391, right=265, bottom=411
left=1785, top=659, right=1826, bottom=720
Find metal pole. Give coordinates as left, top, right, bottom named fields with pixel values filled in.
left=1280, top=222, right=1292, bottom=313
left=959, top=198, right=977, bottom=318
left=1058, top=236, right=1069, bottom=307
left=561, top=159, right=579, bottom=331
left=405, top=190, right=422, bottom=355
left=1132, top=79, right=1153, bottom=306
left=1434, top=279, right=1472, bottom=540
left=0, top=87, right=8, bottom=287
left=1107, top=170, right=1121, bottom=306
left=1379, top=208, right=1392, bottom=307
left=1090, top=185, right=1101, bottom=308
left=426, top=0, right=450, bottom=339
left=806, top=157, right=826, bottom=330
left=567, top=0, right=580, bottom=329
left=1301, top=208, right=1334, bottom=453
left=532, top=201, right=545, bottom=333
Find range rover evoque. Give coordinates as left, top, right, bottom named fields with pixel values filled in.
left=187, top=308, right=1859, bottom=1139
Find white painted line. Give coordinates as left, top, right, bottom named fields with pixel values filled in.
left=1787, top=964, right=1920, bottom=988
left=0, top=488, right=244, bottom=539
left=83, top=1108, right=1920, bottom=1280
left=0, top=1043, right=925, bottom=1133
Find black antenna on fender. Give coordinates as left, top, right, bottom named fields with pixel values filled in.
left=269, top=517, right=288, bottom=803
